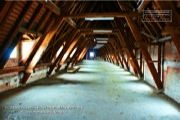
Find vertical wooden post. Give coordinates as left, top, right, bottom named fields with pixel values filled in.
left=158, top=44, right=161, bottom=78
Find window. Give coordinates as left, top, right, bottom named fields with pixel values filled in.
left=56, top=45, right=64, bottom=57
left=70, top=48, right=77, bottom=58
left=22, top=41, right=35, bottom=60
left=10, top=46, right=17, bottom=58
left=90, top=52, right=94, bottom=57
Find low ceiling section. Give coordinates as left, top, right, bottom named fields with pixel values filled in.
left=0, top=1, right=179, bottom=89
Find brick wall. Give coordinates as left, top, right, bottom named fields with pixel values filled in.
left=144, top=42, right=180, bottom=104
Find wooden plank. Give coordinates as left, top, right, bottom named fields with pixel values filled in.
left=0, top=1, right=13, bottom=24
left=141, top=31, right=157, bottom=40
left=67, top=66, right=80, bottom=73
left=118, top=1, right=163, bottom=89
left=36, top=10, right=50, bottom=32
left=20, top=17, right=64, bottom=84
left=64, top=18, right=77, bottom=28
left=39, top=1, right=61, bottom=15
left=62, top=12, right=139, bottom=18
left=26, top=3, right=43, bottom=30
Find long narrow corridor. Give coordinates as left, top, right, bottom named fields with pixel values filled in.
left=0, top=60, right=180, bottom=120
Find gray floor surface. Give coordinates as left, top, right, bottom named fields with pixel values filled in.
left=0, top=60, right=180, bottom=120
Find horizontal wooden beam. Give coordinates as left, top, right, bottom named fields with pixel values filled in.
left=162, top=26, right=180, bottom=35
left=0, top=63, right=52, bottom=75
left=152, top=36, right=171, bottom=43
left=0, top=66, right=25, bottom=75
left=34, top=62, right=52, bottom=69
left=39, top=1, right=61, bottom=15
left=148, top=60, right=160, bottom=63
left=19, top=27, right=42, bottom=36
left=62, top=12, right=139, bottom=18
left=136, top=41, right=162, bottom=46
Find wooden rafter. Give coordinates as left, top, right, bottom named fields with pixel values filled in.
left=36, top=10, right=50, bottom=32
left=72, top=42, right=90, bottom=66
left=118, top=1, right=163, bottom=89
left=137, top=0, right=150, bottom=13
left=20, top=17, right=64, bottom=84
left=141, top=31, right=157, bottom=40
left=64, top=18, right=77, bottom=28
left=26, top=3, right=43, bottom=30
left=56, top=32, right=82, bottom=72
left=0, top=1, right=13, bottom=24
left=116, top=31, right=142, bottom=76
left=39, top=1, right=61, bottom=15
left=66, top=39, right=88, bottom=68
left=20, top=14, right=55, bottom=65
left=48, top=29, right=79, bottom=75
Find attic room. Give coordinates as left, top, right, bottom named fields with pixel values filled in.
left=0, top=0, right=180, bottom=120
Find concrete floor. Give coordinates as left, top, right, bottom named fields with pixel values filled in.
left=0, top=60, right=180, bottom=120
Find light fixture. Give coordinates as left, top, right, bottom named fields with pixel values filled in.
left=90, top=52, right=94, bottom=57
left=94, top=44, right=104, bottom=49
left=93, top=30, right=112, bottom=33
left=96, top=38, right=108, bottom=41
left=85, top=17, right=114, bottom=21
left=97, top=41, right=108, bottom=43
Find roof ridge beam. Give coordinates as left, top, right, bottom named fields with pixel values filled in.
left=62, top=12, right=139, bottom=18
